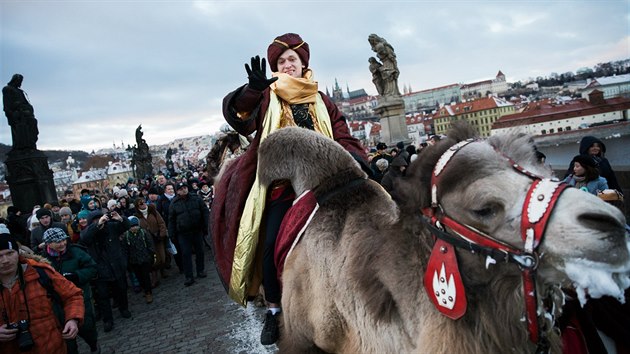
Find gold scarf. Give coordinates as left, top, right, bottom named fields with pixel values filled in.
left=271, top=69, right=318, bottom=104
left=228, top=71, right=333, bottom=305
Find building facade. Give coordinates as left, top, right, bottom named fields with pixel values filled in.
left=492, top=90, right=630, bottom=136
left=433, top=96, right=515, bottom=137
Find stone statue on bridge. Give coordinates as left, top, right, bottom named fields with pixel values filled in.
left=3, top=74, right=39, bottom=151
left=131, top=124, right=153, bottom=179
left=368, top=34, right=401, bottom=98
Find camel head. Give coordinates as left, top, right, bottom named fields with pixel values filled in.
left=400, top=123, right=629, bottom=344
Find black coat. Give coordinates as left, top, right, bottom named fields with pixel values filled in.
left=168, top=193, right=209, bottom=239
left=80, top=218, right=131, bottom=281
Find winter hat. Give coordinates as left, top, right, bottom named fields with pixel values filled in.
left=176, top=182, right=188, bottom=191
left=572, top=155, right=596, bottom=169
left=148, top=187, right=159, bottom=195
left=43, top=227, right=69, bottom=244
left=58, top=207, right=73, bottom=217
left=116, top=189, right=129, bottom=198
left=396, top=141, right=405, bottom=150
left=107, top=200, right=118, bottom=209
left=0, top=224, right=19, bottom=251
left=77, top=210, right=90, bottom=220
left=7, top=206, right=19, bottom=214
left=267, top=33, right=310, bottom=72
left=376, top=142, right=387, bottom=150
left=128, top=216, right=139, bottom=227
left=80, top=195, right=93, bottom=209
left=36, top=208, right=53, bottom=220
left=391, top=156, right=408, bottom=167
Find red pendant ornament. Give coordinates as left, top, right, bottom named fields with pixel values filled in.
left=424, top=239, right=467, bottom=319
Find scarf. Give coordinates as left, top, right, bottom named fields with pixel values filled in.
left=46, top=245, right=65, bottom=257
left=139, top=207, right=148, bottom=218
left=271, top=69, right=318, bottom=104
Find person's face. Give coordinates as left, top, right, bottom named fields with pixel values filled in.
left=277, top=49, right=304, bottom=78
left=149, top=193, right=158, bottom=201
left=119, top=199, right=127, bottom=207
left=61, top=214, right=72, bottom=223
left=137, top=200, right=147, bottom=211
left=201, top=185, right=210, bottom=192
left=78, top=217, right=88, bottom=227
left=52, top=206, right=60, bottom=213
left=88, top=200, right=96, bottom=210
left=48, top=239, right=68, bottom=253
left=573, top=162, right=585, bottom=176
left=39, top=215, right=52, bottom=227
left=130, top=225, right=140, bottom=233
left=177, top=186, right=188, bottom=196
left=65, top=194, right=74, bottom=202
left=157, top=176, right=166, bottom=185
left=588, top=143, right=601, bottom=156
left=165, top=186, right=174, bottom=195
left=0, top=249, right=19, bottom=278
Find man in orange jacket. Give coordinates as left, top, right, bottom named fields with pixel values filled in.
left=0, top=227, right=84, bottom=354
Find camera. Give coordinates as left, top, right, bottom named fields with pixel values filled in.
left=7, top=320, right=34, bottom=351
left=106, top=212, right=112, bottom=219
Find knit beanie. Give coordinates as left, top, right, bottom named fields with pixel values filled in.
left=36, top=208, right=53, bottom=220
left=80, top=195, right=92, bottom=210
left=267, top=33, right=310, bottom=72
left=107, top=199, right=118, bottom=209
left=77, top=210, right=90, bottom=220
left=43, top=227, right=69, bottom=244
left=128, top=216, right=139, bottom=227
left=58, top=207, right=73, bottom=217
left=0, top=224, right=19, bottom=251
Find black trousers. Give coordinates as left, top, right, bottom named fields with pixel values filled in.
left=94, top=277, right=128, bottom=323
left=179, top=233, right=205, bottom=279
left=130, top=262, right=152, bottom=294
left=262, top=191, right=294, bottom=304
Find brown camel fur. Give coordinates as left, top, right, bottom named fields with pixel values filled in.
left=256, top=125, right=630, bottom=354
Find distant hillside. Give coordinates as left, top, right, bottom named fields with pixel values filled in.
left=0, top=143, right=90, bottom=164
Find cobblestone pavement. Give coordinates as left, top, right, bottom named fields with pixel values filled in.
left=77, top=252, right=277, bottom=354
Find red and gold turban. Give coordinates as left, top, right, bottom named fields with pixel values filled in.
left=267, top=33, right=310, bottom=72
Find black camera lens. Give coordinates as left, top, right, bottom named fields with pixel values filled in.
left=15, top=320, right=34, bottom=352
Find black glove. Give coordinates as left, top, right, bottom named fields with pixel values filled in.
left=63, top=272, right=80, bottom=285
left=245, top=55, right=277, bottom=92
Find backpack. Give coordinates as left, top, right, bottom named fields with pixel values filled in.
left=33, top=266, right=66, bottom=325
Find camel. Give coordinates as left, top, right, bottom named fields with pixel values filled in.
left=256, top=124, right=630, bottom=354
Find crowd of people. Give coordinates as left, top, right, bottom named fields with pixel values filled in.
left=1, top=166, right=212, bottom=353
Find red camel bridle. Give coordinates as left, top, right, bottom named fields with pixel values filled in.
left=420, top=139, right=569, bottom=353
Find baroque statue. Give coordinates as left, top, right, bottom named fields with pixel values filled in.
left=2, top=74, right=39, bottom=150
left=368, top=34, right=401, bottom=98
left=131, top=124, right=153, bottom=179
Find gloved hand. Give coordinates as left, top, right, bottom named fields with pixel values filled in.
left=63, top=272, right=80, bottom=285
left=245, top=55, right=277, bottom=92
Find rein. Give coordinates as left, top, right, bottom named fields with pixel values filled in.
left=420, top=139, right=569, bottom=353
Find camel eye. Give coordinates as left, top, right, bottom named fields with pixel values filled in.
left=471, top=203, right=501, bottom=219
left=474, top=208, right=493, bottom=217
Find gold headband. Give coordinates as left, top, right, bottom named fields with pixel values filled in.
left=273, top=39, right=305, bottom=50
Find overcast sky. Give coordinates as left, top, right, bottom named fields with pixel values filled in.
left=1, top=0, right=628, bottom=152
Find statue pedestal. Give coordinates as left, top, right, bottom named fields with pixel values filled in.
left=5, top=149, right=58, bottom=213
left=374, top=97, right=410, bottom=145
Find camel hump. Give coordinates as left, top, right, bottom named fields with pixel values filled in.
left=258, top=127, right=363, bottom=192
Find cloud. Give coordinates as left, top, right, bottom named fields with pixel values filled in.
left=1, top=1, right=628, bottom=152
